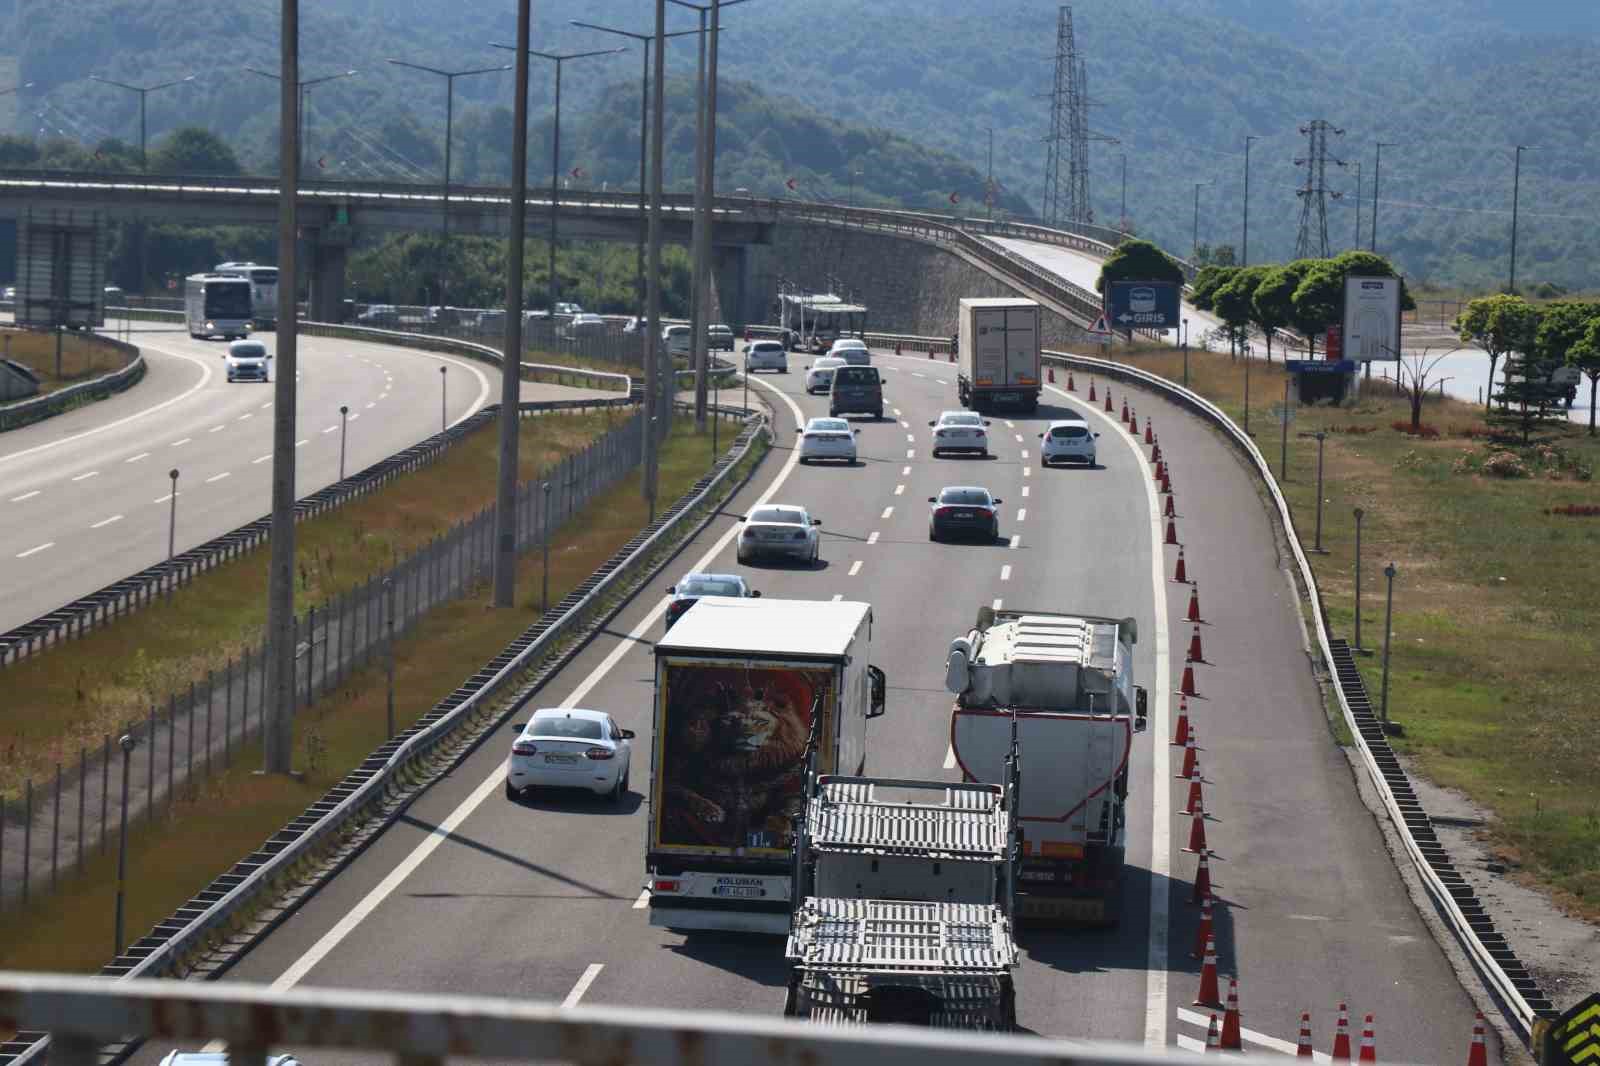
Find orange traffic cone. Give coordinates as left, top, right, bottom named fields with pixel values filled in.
left=1205, top=1013, right=1222, bottom=1052
left=1296, top=1012, right=1314, bottom=1057
left=1192, top=892, right=1213, bottom=957
left=1189, top=624, right=1205, bottom=663
left=1048, top=365, right=1056, bottom=383
left=1155, top=458, right=1168, bottom=481
left=1164, top=492, right=1177, bottom=518
left=1332, top=1003, right=1353, bottom=1061
left=1144, top=419, right=1154, bottom=445
left=1105, top=388, right=1114, bottom=413
left=1194, top=934, right=1222, bottom=1007
left=1067, top=371, right=1076, bottom=392
left=1120, top=399, right=1130, bottom=424
left=1151, top=439, right=1163, bottom=464
left=1183, top=797, right=1208, bottom=853
left=1165, top=517, right=1179, bottom=545
left=1089, top=378, right=1097, bottom=401
left=1177, top=730, right=1198, bottom=779
left=1160, top=468, right=1173, bottom=494
left=928, top=349, right=934, bottom=360
left=1465, top=1012, right=1487, bottom=1066
left=1187, top=582, right=1203, bottom=623
left=1191, top=849, right=1213, bottom=903
left=1358, top=1014, right=1376, bottom=1063
left=1183, top=758, right=1205, bottom=815
left=1173, top=546, right=1188, bottom=583
left=1180, top=653, right=1198, bottom=697
left=1171, top=693, right=1190, bottom=745
left=1219, top=978, right=1243, bottom=1050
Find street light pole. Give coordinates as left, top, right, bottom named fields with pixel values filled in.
left=1299, top=431, right=1328, bottom=552
left=541, top=481, right=553, bottom=615
left=113, top=732, right=135, bottom=956
left=1371, top=141, right=1396, bottom=253
left=1118, top=152, right=1127, bottom=233
left=1241, top=135, right=1256, bottom=266
left=1192, top=180, right=1213, bottom=261
left=338, top=405, right=349, bottom=480
left=1353, top=507, right=1366, bottom=652
left=244, top=68, right=358, bottom=178
left=1380, top=562, right=1397, bottom=726
left=88, top=75, right=194, bottom=171
left=645, top=0, right=668, bottom=514
left=1509, top=145, right=1533, bottom=295
left=165, top=468, right=179, bottom=597
left=439, top=365, right=447, bottom=432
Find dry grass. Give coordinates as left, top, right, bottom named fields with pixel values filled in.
left=1104, top=346, right=1600, bottom=920
left=0, top=418, right=742, bottom=973
left=0, top=409, right=633, bottom=797
left=0, top=329, right=120, bottom=394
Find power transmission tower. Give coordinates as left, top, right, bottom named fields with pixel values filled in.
left=1294, top=119, right=1345, bottom=259
left=1041, top=5, right=1090, bottom=226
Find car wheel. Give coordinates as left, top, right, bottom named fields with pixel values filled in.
left=737, top=546, right=751, bottom=566
left=504, top=779, right=519, bottom=800
left=991, top=522, right=1000, bottom=542
left=929, top=526, right=940, bottom=542
left=931, top=448, right=941, bottom=459
left=610, top=770, right=627, bottom=804
left=876, top=407, right=885, bottom=420
left=811, top=543, right=820, bottom=567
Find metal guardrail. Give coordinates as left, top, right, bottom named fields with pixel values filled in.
left=0, top=396, right=768, bottom=1066
left=1036, top=349, right=1552, bottom=1043
left=0, top=335, right=145, bottom=431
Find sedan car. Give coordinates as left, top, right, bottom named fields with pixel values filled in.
left=929, top=410, right=991, bottom=457
left=736, top=504, right=822, bottom=566
left=805, top=356, right=845, bottom=394
left=708, top=323, right=735, bottom=351
left=1040, top=417, right=1099, bottom=466
left=797, top=417, right=859, bottom=464
left=561, top=313, right=607, bottom=339
left=828, top=337, right=871, bottom=365
left=928, top=486, right=1002, bottom=542
left=506, top=707, right=634, bottom=802
left=223, top=339, right=270, bottom=382
left=746, top=340, right=789, bottom=374
left=665, top=571, right=759, bottom=629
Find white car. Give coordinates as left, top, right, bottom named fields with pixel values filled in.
left=663, top=323, right=691, bottom=357
left=735, top=503, right=822, bottom=566
left=928, top=410, right=990, bottom=457
left=1039, top=417, right=1099, bottom=466
left=223, top=339, right=270, bottom=383
left=506, top=707, right=634, bottom=802
left=805, top=356, right=846, bottom=394
left=797, top=417, right=858, bottom=464
left=828, top=338, right=871, bottom=365
left=746, top=340, right=788, bottom=373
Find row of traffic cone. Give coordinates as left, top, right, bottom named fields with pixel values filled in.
left=1203, top=1000, right=1487, bottom=1062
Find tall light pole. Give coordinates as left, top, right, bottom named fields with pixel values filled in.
left=87, top=75, right=193, bottom=171
left=984, top=126, right=994, bottom=222
left=1508, top=145, right=1534, bottom=295
left=1380, top=563, right=1397, bottom=727
left=644, top=0, right=667, bottom=516
left=386, top=59, right=511, bottom=311
left=568, top=22, right=702, bottom=315
left=1351, top=160, right=1362, bottom=251
left=1118, top=152, right=1127, bottom=234
left=1192, top=180, right=1214, bottom=260
left=337, top=404, right=349, bottom=480
left=1371, top=141, right=1397, bottom=253
left=113, top=733, right=135, bottom=956
left=244, top=67, right=358, bottom=178
left=1352, top=507, right=1366, bottom=653
left=1241, top=135, right=1256, bottom=266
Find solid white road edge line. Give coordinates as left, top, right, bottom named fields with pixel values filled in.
left=265, top=372, right=808, bottom=992
left=1046, top=380, right=1172, bottom=1049
left=632, top=888, right=649, bottom=909
left=562, top=963, right=604, bottom=1008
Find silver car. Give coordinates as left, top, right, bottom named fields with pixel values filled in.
left=746, top=340, right=788, bottom=373
left=797, top=417, right=858, bottom=464
left=805, top=356, right=846, bottom=394
left=735, top=503, right=822, bottom=566
left=223, top=339, right=270, bottom=383
left=828, top=338, right=871, bottom=365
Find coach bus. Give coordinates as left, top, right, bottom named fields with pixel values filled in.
left=214, top=261, right=279, bottom=329
left=185, top=273, right=253, bottom=340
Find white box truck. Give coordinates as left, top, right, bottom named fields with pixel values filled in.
left=957, top=297, right=1042, bottom=413
left=645, top=598, right=886, bottom=934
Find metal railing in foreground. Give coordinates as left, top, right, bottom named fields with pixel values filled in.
left=0, top=971, right=1293, bottom=1066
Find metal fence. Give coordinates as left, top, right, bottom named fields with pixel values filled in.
left=0, top=407, right=649, bottom=911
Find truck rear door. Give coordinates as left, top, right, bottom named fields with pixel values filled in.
left=971, top=306, right=1009, bottom=388
left=1004, top=305, right=1039, bottom=388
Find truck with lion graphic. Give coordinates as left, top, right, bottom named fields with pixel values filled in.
left=645, top=597, right=886, bottom=934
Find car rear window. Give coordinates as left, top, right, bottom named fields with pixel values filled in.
left=749, top=507, right=804, bottom=524
left=1051, top=424, right=1089, bottom=439
left=943, top=414, right=983, bottom=427
left=939, top=489, right=992, bottom=505
left=751, top=342, right=782, bottom=353
left=833, top=367, right=879, bottom=386
left=680, top=578, right=743, bottom=597
left=529, top=714, right=603, bottom=740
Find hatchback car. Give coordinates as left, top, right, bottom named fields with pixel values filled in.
left=829, top=365, right=885, bottom=420
left=1040, top=417, right=1099, bottom=466
left=929, top=411, right=991, bottom=457
left=223, top=340, right=270, bottom=382
left=736, top=504, right=822, bottom=566
left=797, top=417, right=859, bottom=464
left=663, top=323, right=692, bottom=357
left=805, top=356, right=845, bottom=394
left=506, top=707, right=634, bottom=802
left=828, top=338, right=871, bottom=365
left=708, top=323, right=735, bottom=351
left=928, top=486, right=1003, bottom=542
left=664, top=571, right=759, bottom=629
left=746, top=340, right=788, bottom=374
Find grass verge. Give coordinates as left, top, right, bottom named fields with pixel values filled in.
left=0, top=409, right=632, bottom=797
left=1, top=329, right=121, bottom=396
left=1098, top=346, right=1600, bottom=921
left=0, top=417, right=748, bottom=973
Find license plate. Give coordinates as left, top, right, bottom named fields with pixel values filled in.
left=544, top=753, right=578, bottom=764
left=712, top=885, right=765, bottom=898
left=956, top=511, right=974, bottom=518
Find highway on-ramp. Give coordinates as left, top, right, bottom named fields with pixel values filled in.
left=118, top=344, right=1492, bottom=1062
left=0, top=324, right=607, bottom=635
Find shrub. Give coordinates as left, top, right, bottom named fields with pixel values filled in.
left=1482, top=451, right=1530, bottom=478
left=1545, top=504, right=1600, bottom=517
left=1392, top=420, right=1441, bottom=439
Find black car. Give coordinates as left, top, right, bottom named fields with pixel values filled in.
left=664, top=571, right=759, bottom=628
left=928, top=486, right=1002, bottom=542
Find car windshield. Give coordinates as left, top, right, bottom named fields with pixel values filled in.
left=230, top=345, right=267, bottom=359
left=943, top=413, right=984, bottom=427
left=939, top=489, right=992, bottom=505
left=749, top=507, right=804, bottom=525
left=529, top=715, right=604, bottom=740
left=679, top=577, right=744, bottom=597
left=1052, top=424, right=1090, bottom=439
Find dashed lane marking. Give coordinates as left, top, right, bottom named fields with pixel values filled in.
left=867, top=532, right=880, bottom=545
left=295, top=439, right=309, bottom=448
left=894, top=484, right=905, bottom=496
left=943, top=744, right=956, bottom=769
left=125, top=453, right=149, bottom=463
left=881, top=507, right=893, bottom=519
left=1000, top=565, right=1011, bottom=581
left=252, top=454, right=272, bottom=465
left=633, top=889, right=649, bottom=910
left=991, top=597, right=1003, bottom=611
left=1021, top=486, right=1030, bottom=498
left=901, top=465, right=911, bottom=476
left=90, top=514, right=123, bottom=529
left=206, top=472, right=231, bottom=484
left=848, top=561, right=862, bottom=576
left=9, top=490, right=40, bottom=502
left=1008, top=535, right=1021, bottom=549
left=1016, top=508, right=1027, bottom=522
left=17, top=542, right=54, bottom=558
left=209, top=424, right=225, bottom=433
left=170, top=437, right=192, bottom=447
left=562, top=964, right=603, bottom=1008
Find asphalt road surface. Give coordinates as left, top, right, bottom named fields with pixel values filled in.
left=120, top=344, right=1493, bottom=1064
left=0, top=324, right=608, bottom=634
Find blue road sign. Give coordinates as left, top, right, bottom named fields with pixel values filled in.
left=1107, top=281, right=1180, bottom=331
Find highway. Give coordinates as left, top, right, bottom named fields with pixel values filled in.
left=121, top=344, right=1492, bottom=1062
left=0, top=324, right=607, bottom=635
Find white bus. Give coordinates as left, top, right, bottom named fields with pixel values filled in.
left=185, top=274, right=253, bottom=340
left=214, top=261, right=279, bottom=328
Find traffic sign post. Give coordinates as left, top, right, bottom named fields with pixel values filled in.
left=1108, top=280, right=1181, bottom=332
left=1542, top=993, right=1600, bottom=1066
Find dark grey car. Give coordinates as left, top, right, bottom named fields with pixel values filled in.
left=829, top=364, right=885, bottom=419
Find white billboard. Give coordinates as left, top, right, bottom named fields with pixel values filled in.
left=1343, top=276, right=1402, bottom=362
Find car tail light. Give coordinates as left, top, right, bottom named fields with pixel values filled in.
left=935, top=507, right=959, bottom=517
left=652, top=879, right=680, bottom=893
left=585, top=746, right=615, bottom=760
left=512, top=740, right=539, bottom=756
left=793, top=530, right=808, bottom=540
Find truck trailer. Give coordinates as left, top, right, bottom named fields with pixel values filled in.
left=945, top=607, right=1147, bottom=924
left=956, top=297, right=1042, bottom=413
left=645, top=598, right=886, bottom=934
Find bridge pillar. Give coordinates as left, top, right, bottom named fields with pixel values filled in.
left=712, top=244, right=763, bottom=329
left=305, top=231, right=350, bottom=323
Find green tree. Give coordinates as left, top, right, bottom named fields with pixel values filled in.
left=1096, top=237, right=1184, bottom=293
left=1330, top=250, right=1416, bottom=311
left=1251, top=262, right=1308, bottom=363
left=1290, top=261, right=1344, bottom=356
left=1190, top=265, right=1236, bottom=312
left=1210, top=266, right=1263, bottom=353
left=1456, top=293, right=1540, bottom=412
left=1568, top=318, right=1600, bottom=436
left=1491, top=350, right=1567, bottom=443
left=1531, top=301, right=1600, bottom=366
left=149, top=127, right=241, bottom=176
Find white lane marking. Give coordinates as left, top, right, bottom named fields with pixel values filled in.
left=633, top=888, right=649, bottom=910
left=322, top=425, right=338, bottom=434
left=881, top=507, right=894, bottom=519
left=991, top=597, right=1003, bottom=611
left=1015, top=434, right=1023, bottom=443
left=1008, top=535, right=1021, bottom=549
left=1176, top=1034, right=1207, bottom=1054
left=71, top=470, right=99, bottom=482
left=1046, top=380, right=1173, bottom=1049
left=913, top=372, right=926, bottom=378
left=125, top=452, right=149, bottom=463
left=867, top=531, right=880, bottom=545
left=901, top=421, right=910, bottom=429
left=262, top=371, right=810, bottom=992
left=1021, top=486, right=1030, bottom=498
left=238, top=412, right=252, bottom=421
left=848, top=560, right=863, bottom=576
left=16, top=542, right=54, bottom=558
left=0, top=345, right=213, bottom=467
left=205, top=472, right=231, bottom=484
left=153, top=492, right=180, bottom=504
left=365, top=401, right=376, bottom=409
left=252, top=454, right=272, bottom=465
left=295, top=439, right=309, bottom=448
left=1174, top=1008, right=1322, bottom=1060
left=1022, top=466, right=1032, bottom=478
left=1021, top=450, right=1029, bottom=460
left=9, top=490, right=40, bottom=502
left=1005, top=420, right=1015, bottom=428
left=170, top=437, right=192, bottom=447
left=905, top=433, right=914, bottom=442
left=906, top=449, right=915, bottom=459
left=894, top=484, right=905, bottom=496
left=562, top=964, right=603, bottom=1008
left=831, top=593, right=843, bottom=601
left=893, top=408, right=902, bottom=417
left=260, top=401, right=272, bottom=409
left=349, top=412, right=360, bottom=421
left=901, top=465, right=911, bottom=476
left=209, top=424, right=225, bottom=433
left=91, top=514, right=124, bottom=529
left=943, top=744, right=957, bottom=770
left=1017, top=508, right=1027, bottom=522
left=1000, top=565, right=1012, bottom=581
